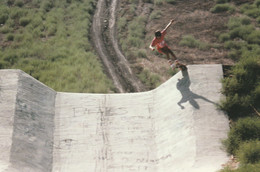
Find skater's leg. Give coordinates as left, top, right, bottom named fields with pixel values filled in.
left=160, top=47, right=171, bottom=60
left=165, top=52, right=170, bottom=60
left=168, top=49, right=177, bottom=61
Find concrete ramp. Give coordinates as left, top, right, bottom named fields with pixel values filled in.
left=0, top=65, right=229, bottom=172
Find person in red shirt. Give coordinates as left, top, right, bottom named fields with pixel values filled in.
left=149, top=19, right=177, bottom=61
left=149, top=19, right=187, bottom=70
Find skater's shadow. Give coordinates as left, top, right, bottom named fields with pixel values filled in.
left=176, top=70, right=216, bottom=109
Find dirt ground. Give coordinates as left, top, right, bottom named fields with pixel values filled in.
left=92, top=0, right=236, bottom=92
left=140, top=0, right=234, bottom=81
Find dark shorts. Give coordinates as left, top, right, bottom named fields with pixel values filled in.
left=157, top=46, right=172, bottom=54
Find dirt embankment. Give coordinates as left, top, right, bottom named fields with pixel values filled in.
left=92, top=0, right=235, bottom=92
left=91, top=0, right=145, bottom=93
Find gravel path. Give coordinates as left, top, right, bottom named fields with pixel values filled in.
left=92, top=0, right=145, bottom=93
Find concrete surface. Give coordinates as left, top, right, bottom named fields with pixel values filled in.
left=0, top=65, right=229, bottom=172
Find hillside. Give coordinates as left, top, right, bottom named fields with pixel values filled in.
left=0, top=0, right=259, bottom=171
left=116, top=0, right=236, bottom=85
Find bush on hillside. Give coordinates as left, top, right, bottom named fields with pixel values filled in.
left=237, top=140, right=260, bottom=164
left=219, top=33, right=230, bottom=42
left=246, top=30, right=260, bottom=44
left=240, top=0, right=260, bottom=18
left=0, top=0, right=113, bottom=93
left=223, top=117, right=260, bottom=155
left=0, top=13, right=8, bottom=24
left=210, top=3, right=235, bottom=13
left=150, top=10, right=162, bottom=20
left=229, top=25, right=254, bottom=40
left=179, top=35, right=210, bottom=50
left=15, top=0, right=24, bottom=7
left=165, top=0, right=176, bottom=4
left=215, top=0, right=231, bottom=4
left=227, top=17, right=244, bottom=30
left=6, top=33, right=14, bottom=41
left=41, top=1, right=54, bottom=12
left=138, top=69, right=161, bottom=89
left=19, top=17, right=31, bottom=26
left=221, top=54, right=260, bottom=118
left=154, top=0, right=164, bottom=5
left=255, top=0, right=260, bottom=7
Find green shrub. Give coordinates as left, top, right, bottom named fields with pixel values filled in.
left=10, top=8, right=27, bottom=19
left=237, top=140, right=260, bottom=164
left=154, top=0, right=164, bottom=5
left=179, top=35, right=200, bottom=48
left=0, top=6, right=9, bottom=24
left=255, top=0, right=260, bottom=7
left=244, top=8, right=260, bottom=18
left=31, top=15, right=43, bottom=28
left=138, top=69, right=161, bottom=89
left=179, top=35, right=210, bottom=50
left=0, top=0, right=113, bottom=93
left=229, top=25, right=254, bottom=40
left=219, top=33, right=230, bottom=42
left=150, top=10, right=162, bottom=20
left=246, top=30, right=260, bottom=44
left=210, top=4, right=235, bottom=13
left=0, top=60, right=10, bottom=69
left=129, top=4, right=137, bottom=13
left=19, top=17, right=31, bottom=26
left=117, top=17, right=127, bottom=32
left=227, top=17, right=251, bottom=30
left=226, top=49, right=240, bottom=60
left=240, top=2, right=260, bottom=18
left=221, top=54, right=260, bottom=118
left=5, top=0, right=14, bottom=6
left=126, top=16, right=146, bottom=48
left=6, top=33, right=14, bottom=41
left=0, top=26, right=12, bottom=34
left=224, top=40, right=247, bottom=50
left=0, top=13, right=8, bottom=24
left=15, top=0, right=24, bottom=7
left=41, top=1, right=54, bottom=12
left=129, top=0, right=139, bottom=3
left=256, top=16, right=260, bottom=25
left=165, top=0, right=176, bottom=4
left=143, top=0, right=153, bottom=3
left=127, top=36, right=142, bottom=47
left=31, top=0, right=41, bottom=8
left=46, top=24, right=57, bottom=36
left=215, top=0, right=230, bottom=4
left=137, top=49, right=147, bottom=58
left=224, top=117, right=260, bottom=155
left=3, top=52, right=18, bottom=65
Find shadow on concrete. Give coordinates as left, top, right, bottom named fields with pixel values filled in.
left=177, top=70, right=216, bottom=109
left=9, top=73, right=55, bottom=172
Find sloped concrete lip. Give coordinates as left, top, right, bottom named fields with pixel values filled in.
left=0, top=64, right=229, bottom=172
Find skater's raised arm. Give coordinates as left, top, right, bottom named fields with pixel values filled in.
left=162, top=19, right=174, bottom=32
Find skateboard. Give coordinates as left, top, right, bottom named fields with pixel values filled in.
left=168, top=60, right=187, bottom=71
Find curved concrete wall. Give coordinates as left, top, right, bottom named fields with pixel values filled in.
left=0, top=70, right=56, bottom=172
left=0, top=65, right=229, bottom=172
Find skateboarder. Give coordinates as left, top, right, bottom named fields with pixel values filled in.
left=149, top=19, right=186, bottom=70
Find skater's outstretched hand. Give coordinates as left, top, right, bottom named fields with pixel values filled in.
left=164, top=19, right=175, bottom=31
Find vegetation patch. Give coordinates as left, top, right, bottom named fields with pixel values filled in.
left=0, top=0, right=113, bottom=93
left=210, top=3, right=235, bottom=13
left=179, top=35, right=210, bottom=50
left=218, top=1, right=260, bottom=171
